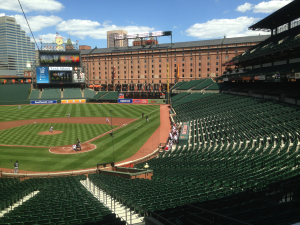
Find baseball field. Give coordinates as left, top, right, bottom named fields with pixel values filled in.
left=0, top=103, right=161, bottom=172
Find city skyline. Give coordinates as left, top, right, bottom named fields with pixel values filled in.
left=0, top=0, right=292, bottom=49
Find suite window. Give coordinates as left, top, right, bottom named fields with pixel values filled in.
left=117, top=62, right=119, bottom=64
left=207, top=68, right=210, bottom=71
left=207, top=73, right=210, bottom=77
left=216, top=56, right=219, bottom=60
left=145, top=75, right=147, bottom=78
left=138, top=61, right=139, bottom=63
left=199, top=51, right=201, bottom=54
left=182, top=74, right=184, bottom=77
left=182, top=53, right=185, bottom=56
left=145, top=65, right=147, bottom=68
left=182, top=69, right=184, bottom=72
left=99, top=72, right=101, bottom=75
left=159, top=70, right=161, bottom=73
left=160, top=54, right=161, bottom=57
left=124, top=66, right=126, bottom=69
left=118, top=66, right=119, bottom=69
left=207, top=51, right=210, bottom=54
left=208, top=57, right=210, bottom=60
left=159, top=75, right=161, bottom=78
left=159, top=80, right=161, bottom=83
left=190, top=74, right=192, bottom=77
left=152, top=60, right=154, bottom=63
left=199, top=57, right=201, bottom=60
left=138, top=66, right=139, bottom=69
left=152, top=75, right=154, bottom=78
left=175, top=54, right=176, bottom=56
left=124, top=61, right=126, bottom=64
left=105, top=76, right=107, bottom=79
left=131, top=66, right=133, bottom=69
left=190, top=63, right=192, bottom=66
left=167, top=54, right=169, bottom=57
left=174, top=59, right=176, bottom=62
left=207, top=62, right=210, bottom=66
left=138, top=70, right=140, bottom=74
left=124, top=81, right=126, bottom=84
left=190, top=69, right=192, bottom=72
left=174, top=69, right=177, bottom=72
left=131, top=75, right=133, bottom=78
left=131, top=61, right=133, bottom=63
left=118, top=76, right=119, bottom=78
left=111, top=62, right=113, bottom=64
left=138, top=75, right=140, bottom=78
left=152, top=55, right=153, bottom=57
left=93, top=72, right=94, bottom=75
left=124, top=71, right=126, bottom=74
left=131, top=56, right=132, bottom=59
left=152, top=70, right=154, bottom=73
left=93, top=67, right=94, bottom=70
left=118, top=71, right=119, bottom=74
left=226, top=50, right=228, bottom=53
left=182, top=58, right=185, bottom=61
left=99, top=63, right=100, bottom=65
left=199, top=63, right=201, bottom=66
left=216, top=62, right=218, bottom=65
left=152, top=65, right=154, bottom=68
left=216, top=73, right=218, bottom=77
left=167, top=59, right=169, bottom=62
left=105, top=67, right=107, bottom=70
left=105, top=62, right=106, bottom=65
left=182, top=63, right=184, bottom=67
left=226, top=56, right=228, bottom=59
left=93, top=63, right=94, bottom=65
left=131, top=81, right=133, bottom=84
left=217, top=51, right=219, bottom=54
left=235, top=49, right=238, bottom=53
left=159, top=65, right=161, bottom=68
left=144, top=60, right=146, bottom=63
left=131, top=71, right=133, bottom=74
left=199, top=74, right=201, bottom=77
left=145, top=56, right=146, bottom=58
left=199, top=68, right=201, bottom=72
left=159, top=59, right=161, bottom=62
left=145, top=70, right=147, bottom=73
left=216, top=68, right=219, bottom=71
left=105, top=72, right=107, bottom=75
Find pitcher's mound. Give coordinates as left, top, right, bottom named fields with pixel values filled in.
left=49, top=143, right=97, bottom=154
left=39, top=130, right=63, bottom=135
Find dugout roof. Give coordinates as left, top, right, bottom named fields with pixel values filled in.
left=249, top=0, right=300, bottom=31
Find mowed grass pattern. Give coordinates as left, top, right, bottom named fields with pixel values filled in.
left=0, top=123, right=115, bottom=147
left=0, top=104, right=161, bottom=171
left=0, top=103, right=154, bottom=122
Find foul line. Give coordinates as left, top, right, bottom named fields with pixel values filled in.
left=0, top=144, right=50, bottom=148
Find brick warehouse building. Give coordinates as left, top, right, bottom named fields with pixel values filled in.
left=81, top=35, right=269, bottom=91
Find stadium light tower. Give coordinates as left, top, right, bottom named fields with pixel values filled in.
left=110, top=110, right=115, bottom=162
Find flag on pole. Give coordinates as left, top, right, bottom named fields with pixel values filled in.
left=56, top=32, right=59, bottom=36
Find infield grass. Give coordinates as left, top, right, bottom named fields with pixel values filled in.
left=0, top=103, right=161, bottom=171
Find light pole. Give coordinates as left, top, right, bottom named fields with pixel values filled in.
left=110, top=110, right=115, bottom=162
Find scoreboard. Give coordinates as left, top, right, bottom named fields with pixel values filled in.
left=37, top=50, right=85, bottom=84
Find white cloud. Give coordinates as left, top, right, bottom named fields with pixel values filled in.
left=173, top=26, right=177, bottom=29
left=223, top=10, right=229, bottom=14
left=0, top=13, right=5, bottom=17
left=236, top=2, right=253, bottom=12
left=13, top=14, right=62, bottom=33
left=253, top=0, right=292, bottom=13
left=56, top=19, right=155, bottom=40
left=0, top=0, right=64, bottom=13
left=185, top=16, right=269, bottom=39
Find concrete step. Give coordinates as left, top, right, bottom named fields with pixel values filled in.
left=0, top=191, right=39, bottom=217
left=80, top=179, right=145, bottom=225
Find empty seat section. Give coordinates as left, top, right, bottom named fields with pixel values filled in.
left=63, top=88, right=82, bottom=98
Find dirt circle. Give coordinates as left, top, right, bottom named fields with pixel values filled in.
left=49, top=143, right=97, bottom=154
left=38, top=130, right=63, bottom=135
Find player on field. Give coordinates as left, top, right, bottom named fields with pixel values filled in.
left=106, top=118, right=110, bottom=123
left=68, top=113, right=70, bottom=118
left=14, top=161, right=19, bottom=173
left=49, top=126, right=53, bottom=133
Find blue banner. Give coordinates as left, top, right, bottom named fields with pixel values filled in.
left=118, top=99, right=132, bottom=104
left=36, top=67, right=49, bottom=84
left=30, top=100, right=57, bottom=104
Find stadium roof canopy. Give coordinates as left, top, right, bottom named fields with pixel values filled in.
left=249, top=0, right=300, bottom=31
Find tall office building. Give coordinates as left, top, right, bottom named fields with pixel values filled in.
left=0, top=15, right=35, bottom=76
left=107, top=30, right=128, bottom=48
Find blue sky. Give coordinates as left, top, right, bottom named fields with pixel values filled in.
left=0, top=0, right=292, bottom=49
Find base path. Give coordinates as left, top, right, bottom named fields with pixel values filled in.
left=0, top=117, right=134, bottom=131
left=116, top=104, right=171, bottom=165
left=50, top=143, right=97, bottom=154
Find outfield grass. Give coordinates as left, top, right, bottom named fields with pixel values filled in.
left=0, top=123, right=116, bottom=147
left=0, top=104, right=160, bottom=171
left=0, top=104, right=155, bottom=122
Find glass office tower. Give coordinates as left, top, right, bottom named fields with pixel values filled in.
left=0, top=16, right=35, bottom=76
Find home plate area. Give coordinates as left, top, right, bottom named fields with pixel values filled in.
left=49, top=143, right=97, bottom=154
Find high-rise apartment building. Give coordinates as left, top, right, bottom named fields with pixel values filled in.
left=107, top=30, right=128, bottom=48
left=0, top=16, right=35, bottom=76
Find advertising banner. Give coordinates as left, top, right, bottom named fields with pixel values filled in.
left=118, top=93, right=124, bottom=99
left=147, top=99, right=166, bottom=104
left=61, top=99, right=86, bottom=104
left=30, top=100, right=57, bottom=104
left=133, top=99, right=148, bottom=104
left=40, top=54, right=80, bottom=65
left=50, top=70, right=72, bottom=83
left=36, top=67, right=49, bottom=83
left=118, top=99, right=132, bottom=103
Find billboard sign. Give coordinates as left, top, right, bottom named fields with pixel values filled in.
left=115, top=31, right=170, bottom=40
left=40, top=53, right=80, bottom=67
left=118, top=93, right=124, bottom=99
left=30, top=100, right=57, bottom=104
left=118, top=99, right=133, bottom=103
left=49, top=67, right=72, bottom=71
left=36, top=67, right=49, bottom=83
left=61, top=99, right=86, bottom=104
left=147, top=99, right=166, bottom=104
left=72, top=67, right=85, bottom=83
left=133, top=99, right=148, bottom=104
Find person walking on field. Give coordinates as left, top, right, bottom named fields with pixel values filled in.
left=18, top=105, right=21, bottom=109
left=106, top=118, right=110, bottom=123
left=68, top=113, right=70, bottom=118
left=142, top=113, right=144, bottom=118
left=146, top=116, right=149, bottom=122
left=14, top=161, right=19, bottom=173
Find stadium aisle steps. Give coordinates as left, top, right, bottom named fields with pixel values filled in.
left=0, top=191, right=39, bottom=217
left=81, top=178, right=145, bottom=225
